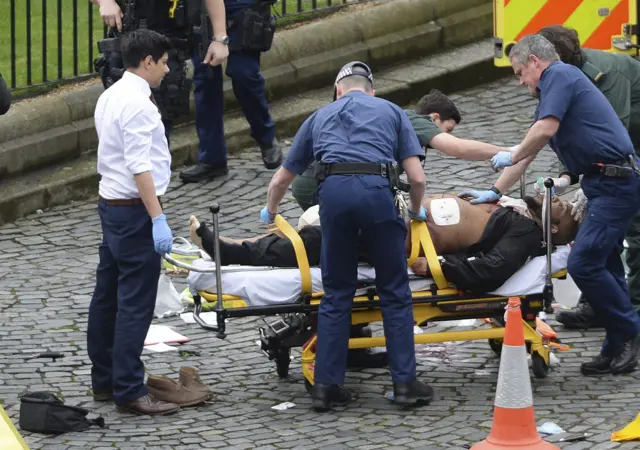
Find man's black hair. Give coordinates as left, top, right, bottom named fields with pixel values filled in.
left=414, top=89, right=461, bottom=123
left=121, top=29, right=173, bottom=69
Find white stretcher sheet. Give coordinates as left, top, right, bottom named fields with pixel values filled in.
left=186, top=245, right=572, bottom=306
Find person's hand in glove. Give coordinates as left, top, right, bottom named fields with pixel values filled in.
left=151, top=213, right=173, bottom=255
left=533, top=176, right=570, bottom=196
left=570, top=188, right=588, bottom=223
left=458, top=188, right=501, bottom=204
left=408, top=205, right=428, bottom=221
left=491, top=151, right=513, bottom=171
left=259, top=206, right=276, bottom=224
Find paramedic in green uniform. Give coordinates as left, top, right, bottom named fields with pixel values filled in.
left=291, top=89, right=509, bottom=210
left=539, top=25, right=640, bottom=328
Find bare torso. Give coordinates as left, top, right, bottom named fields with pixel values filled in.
left=409, top=194, right=501, bottom=255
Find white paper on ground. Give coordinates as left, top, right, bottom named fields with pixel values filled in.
left=180, top=311, right=218, bottom=325
left=144, top=324, right=189, bottom=346
left=144, top=342, right=179, bottom=353
left=271, top=402, right=295, bottom=410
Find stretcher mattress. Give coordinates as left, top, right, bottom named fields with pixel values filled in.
left=186, top=245, right=572, bottom=306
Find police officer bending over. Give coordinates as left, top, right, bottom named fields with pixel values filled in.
left=534, top=25, right=640, bottom=329
left=489, top=35, right=640, bottom=376
left=260, top=62, right=434, bottom=412
left=92, top=0, right=229, bottom=142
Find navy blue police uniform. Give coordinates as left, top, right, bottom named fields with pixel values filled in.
left=180, top=0, right=282, bottom=182
left=95, top=0, right=194, bottom=143
left=283, top=62, right=433, bottom=410
left=536, top=61, right=640, bottom=374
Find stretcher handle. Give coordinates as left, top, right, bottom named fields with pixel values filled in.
left=210, top=203, right=226, bottom=321
left=543, top=178, right=555, bottom=314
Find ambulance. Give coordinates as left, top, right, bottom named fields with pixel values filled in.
left=493, top=0, right=640, bottom=66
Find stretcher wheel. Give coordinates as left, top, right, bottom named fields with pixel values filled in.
left=488, top=339, right=503, bottom=355
left=531, top=353, right=549, bottom=379
left=275, top=348, right=291, bottom=379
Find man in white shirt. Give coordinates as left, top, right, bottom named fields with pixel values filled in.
left=88, top=29, right=179, bottom=416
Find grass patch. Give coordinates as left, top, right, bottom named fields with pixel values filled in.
left=2, top=0, right=354, bottom=97
left=0, top=0, right=105, bottom=92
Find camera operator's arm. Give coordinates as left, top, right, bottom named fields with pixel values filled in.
left=203, top=0, right=229, bottom=66
left=0, top=73, right=11, bottom=115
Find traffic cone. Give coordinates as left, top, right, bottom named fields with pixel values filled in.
left=471, top=297, right=559, bottom=450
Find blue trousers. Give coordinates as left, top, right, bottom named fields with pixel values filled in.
left=314, top=175, right=416, bottom=385
left=567, top=172, right=640, bottom=356
left=87, top=201, right=161, bottom=404
left=191, top=6, right=275, bottom=167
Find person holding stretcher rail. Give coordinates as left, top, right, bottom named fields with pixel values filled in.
left=257, top=61, right=434, bottom=412
left=466, top=34, right=640, bottom=376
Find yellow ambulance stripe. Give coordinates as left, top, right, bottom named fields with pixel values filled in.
left=503, top=0, right=548, bottom=41
left=564, top=0, right=623, bottom=43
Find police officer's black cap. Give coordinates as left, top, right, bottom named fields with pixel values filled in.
left=333, top=61, right=374, bottom=101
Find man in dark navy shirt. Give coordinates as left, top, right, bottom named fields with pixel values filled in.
left=490, top=34, right=640, bottom=377
left=260, top=62, right=434, bottom=412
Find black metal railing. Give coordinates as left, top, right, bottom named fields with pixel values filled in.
left=5, top=0, right=105, bottom=94
left=3, top=0, right=364, bottom=95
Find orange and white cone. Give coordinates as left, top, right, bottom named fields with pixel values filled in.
left=471, top=297, right=559, bottom=450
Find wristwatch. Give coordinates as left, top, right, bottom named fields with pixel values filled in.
left=212, top=36, right=229, bottom=45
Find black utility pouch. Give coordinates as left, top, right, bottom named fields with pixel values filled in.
left=19, top=391, right=105, bottom=435
left=234, top=3, right=276, bottom=52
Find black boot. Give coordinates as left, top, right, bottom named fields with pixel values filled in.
left=260, top=138, right=283, bottom=169
left=311, top=383, right=352, bottom=413
left=179, top=163, right=228, bottom=183
left=392, top=379, right=434, bottom=406
left=611, top=333, right=640, bottom=375
left=580, top=354, right=613, bottom=376
left=555, top=297, right=603, bottom=330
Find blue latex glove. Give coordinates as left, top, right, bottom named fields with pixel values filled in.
left=151, top=213, right=173, bottom=255
left=458, top=189, right=501, bottom=204
left=259, top=206, right=276, bottom=224
left=491, top=151, right=513, bottom=171
left=408, top=205, right=428, bottom=221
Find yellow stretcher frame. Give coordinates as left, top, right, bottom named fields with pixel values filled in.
left=0, top=405, right=29, bottom=450
left=169, top=202, right=570, bottom=387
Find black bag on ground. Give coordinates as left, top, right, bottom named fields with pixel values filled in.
left=19, top=391, right=105, bottom=435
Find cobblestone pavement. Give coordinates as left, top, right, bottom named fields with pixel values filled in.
left=2, top=77, right=640, bottom=450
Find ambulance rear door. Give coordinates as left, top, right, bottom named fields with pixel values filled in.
left=493, top=0, right=639, bottom=67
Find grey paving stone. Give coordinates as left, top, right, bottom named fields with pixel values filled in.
left=1, top=76, right=637, bottom=449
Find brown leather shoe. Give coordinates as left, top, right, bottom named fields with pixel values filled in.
left=116, top=394, right=180, bottom=415
left=179, top=367, right=213, bottom=402
left=146, top=368, right=212, bottom=407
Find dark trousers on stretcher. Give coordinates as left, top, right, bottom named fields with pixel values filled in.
left=87, top=200, right=161, bottom=404
left=314, top=174, right=416, bottom=386
left=567, top=173, right=640, bottom=356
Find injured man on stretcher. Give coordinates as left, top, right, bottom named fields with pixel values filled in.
left=187, top=193, right=580, bottom=294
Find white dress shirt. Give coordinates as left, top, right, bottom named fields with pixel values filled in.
left=94, top=71, right=171, bottom=199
